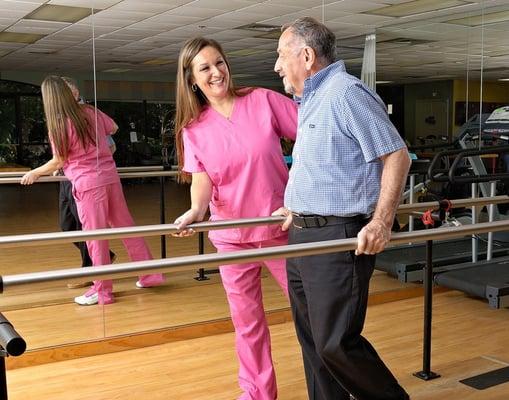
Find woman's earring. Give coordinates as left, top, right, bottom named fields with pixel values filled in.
left=191, top=83, right=197, bottom=92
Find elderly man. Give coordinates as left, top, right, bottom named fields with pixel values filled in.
left=273, top=17, right=411, bottom=400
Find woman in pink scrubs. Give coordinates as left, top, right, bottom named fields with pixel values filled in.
left=173, top=37, right=297, bottom=400
left=20, top=75, right=164, bottom=305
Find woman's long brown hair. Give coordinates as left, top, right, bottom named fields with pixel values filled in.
left=41, top=75, right=94, bottom=160
left=174, top=36, right=251, bottom=182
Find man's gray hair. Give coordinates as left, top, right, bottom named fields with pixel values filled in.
left=282, top=17, right=336, bottom=65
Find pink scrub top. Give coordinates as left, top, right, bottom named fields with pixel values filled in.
left=56, top=106, right=119, bottom=193
left=183, top=88, right=297, bottom=244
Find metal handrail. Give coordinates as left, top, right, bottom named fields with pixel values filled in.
left=2, top=219, right=509, bottom=292
left=0, top=217, right=284, bottom=249
left=0, top=170, right=178, bottom=184
left=0, top=196, right=508, bottom=249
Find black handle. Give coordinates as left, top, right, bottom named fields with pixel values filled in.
left=448, top=145, right=509, bottom=184
left=0, top=313, right=26, bottom=357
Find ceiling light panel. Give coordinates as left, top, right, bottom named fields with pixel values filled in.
left=367, top=0, right=473, bottom=17
left=25, top=4, right=94, bottom=23
left=0, top=31, right=45, bottom=44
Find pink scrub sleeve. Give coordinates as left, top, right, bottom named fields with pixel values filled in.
left=182, top=128, right=205, bottom=173
left=91, top=108, right=115, bottom=136
left=266, top=90, right=297, bottom=141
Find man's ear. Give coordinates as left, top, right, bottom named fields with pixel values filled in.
left=303, top=47, right=315, bottom=70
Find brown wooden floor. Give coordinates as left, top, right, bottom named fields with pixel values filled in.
left=5, top=291, right=509, bottom=400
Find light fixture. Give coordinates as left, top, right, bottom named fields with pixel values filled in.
left=24, top=5, right=95, bottom=24
left=366, top=0, right=473, bottom=18
left=447, top=10, right=509, bottom=26
left=0, top=32, right=45, bottom=44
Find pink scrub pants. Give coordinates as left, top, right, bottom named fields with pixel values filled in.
left=73, top=182, right=164, bottom=304
left=212, top=236, right=289, bottom=400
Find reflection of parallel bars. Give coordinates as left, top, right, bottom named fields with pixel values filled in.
left=0, top=165, right=178, bottom=177
left=0, top=168, right=179, bottom=262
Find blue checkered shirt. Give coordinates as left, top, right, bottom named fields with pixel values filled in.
left=285, top=61, right=405, bottom=216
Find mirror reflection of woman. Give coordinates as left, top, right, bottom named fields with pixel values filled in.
left=21, top=76, right=164, bottom=305
left=173, top=37, right=297, bottom=400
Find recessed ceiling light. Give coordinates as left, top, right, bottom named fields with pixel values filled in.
left=25, top=5, right=96, bottom=24
left=0, top=32, right=45, bottom=44
left=366, top=0, right=473, bottom=18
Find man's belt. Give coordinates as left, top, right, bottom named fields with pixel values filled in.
left=291, top=213, right=370, bottom=229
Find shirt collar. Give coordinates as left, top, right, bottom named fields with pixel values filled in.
left=302, top=60, right=346, bottom=95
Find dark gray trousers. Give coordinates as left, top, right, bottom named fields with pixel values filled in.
left=287, top=218, right=409, bottom=400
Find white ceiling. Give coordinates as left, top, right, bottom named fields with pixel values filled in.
left=0, top=0, right=508, bottom=85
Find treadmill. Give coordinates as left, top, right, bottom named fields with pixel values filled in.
left=434, top=256, right=509, bottom=308
left=377, top=236, right=509, bottom=282
left=378, top=107, right=509, bottom=284
left=432, top=106, right=509, bottom=308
